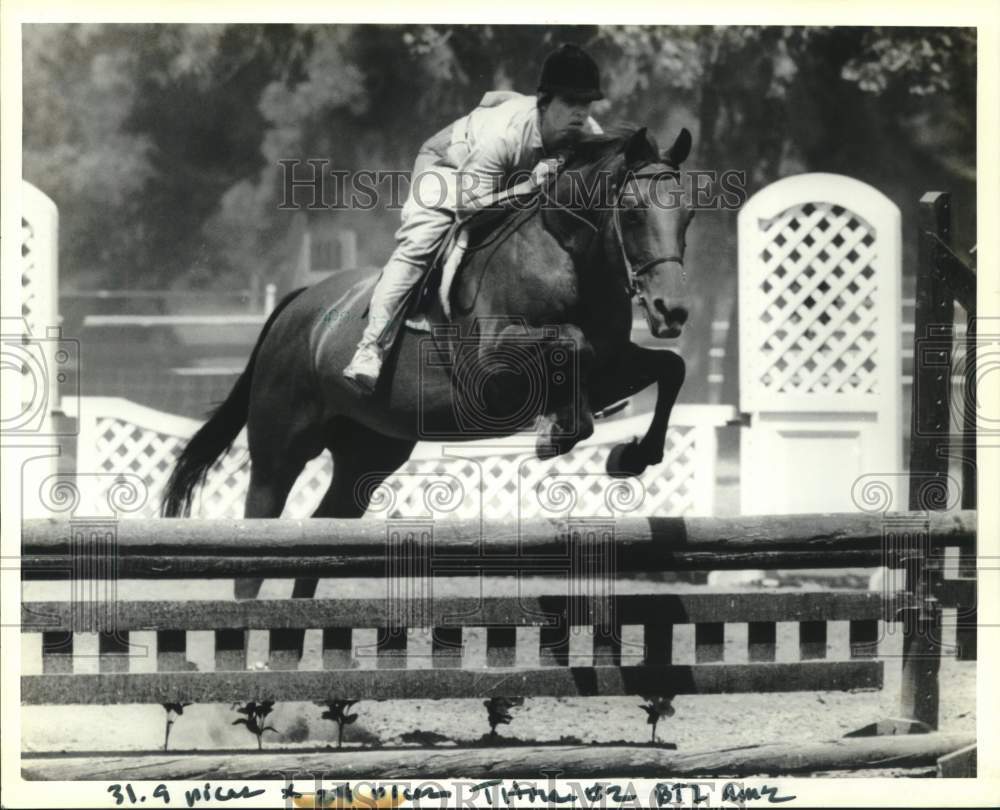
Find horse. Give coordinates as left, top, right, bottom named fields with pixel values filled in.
left=162, top=127, right=696, bottom=537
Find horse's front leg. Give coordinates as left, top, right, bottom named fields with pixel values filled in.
left=591, top=344, right=686, bottom=477
left=476, top=322, right=596, bottom=458
left=535, top=376, right=596, bottom=459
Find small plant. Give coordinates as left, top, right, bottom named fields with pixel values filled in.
left=232, top=700, right=279, bottom=750
left=639, top=695, right=676, bottom=744
left=161, top=702, right=192, bottom=751
left=483, top=697, right=523, bottom=738
left=318, top=700, right=359, bottom=749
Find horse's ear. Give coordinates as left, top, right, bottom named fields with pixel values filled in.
left=662, top=128, right=692, bottom=168
left=624, top=127, right=657, bottom=166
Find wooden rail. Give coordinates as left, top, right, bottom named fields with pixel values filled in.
left=21, top=510, right=976, bottom=578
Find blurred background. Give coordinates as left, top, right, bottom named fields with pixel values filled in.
left=22, top=24, right=976, bottom=417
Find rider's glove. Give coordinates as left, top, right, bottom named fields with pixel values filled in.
left=530, top=157, right=563, bottom=186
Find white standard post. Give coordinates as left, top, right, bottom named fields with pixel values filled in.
left=264, top=283, right=277, bottom=314
left=737, top=173, right=902, bottom=515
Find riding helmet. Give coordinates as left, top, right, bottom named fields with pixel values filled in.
left=537, top=43, right=604, bottom=102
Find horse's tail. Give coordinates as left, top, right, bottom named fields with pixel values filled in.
left=160, top=288, right=308, bottom=517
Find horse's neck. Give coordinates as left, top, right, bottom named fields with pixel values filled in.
left=452, top=213, right=629, bottom=346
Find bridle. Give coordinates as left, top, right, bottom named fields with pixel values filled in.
left=540, top=161, right=687, bottom=298
left=609, top=164, right=686, bottom=298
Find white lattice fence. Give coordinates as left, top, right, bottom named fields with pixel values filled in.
left=12, top=182, right=62, bottom=519
left=754, top=201, right=880, bottom=396
left=14, top=182, right=60, bottom=421
left=20, top=182, right=59, bottom=347
left=67, top=398, right=732, bottom=519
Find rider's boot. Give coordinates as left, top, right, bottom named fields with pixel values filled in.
left=343, top=338, right=384, bottom=394
left=344, top=257, right=424, bottom=394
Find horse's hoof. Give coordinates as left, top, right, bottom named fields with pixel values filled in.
left=536, top=441, right=560, bottom=460
left=606, top=438, right=648, bottom=478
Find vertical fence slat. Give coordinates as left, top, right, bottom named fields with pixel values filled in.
left=245, top=629, right=270, bottom=671
left=74, top=632, right=100, bottom=675
left=516, top=627, right=540, bottom=668
left=22, top=633, right=44, bottom=675
left=187, top=630, right=215, bottom=672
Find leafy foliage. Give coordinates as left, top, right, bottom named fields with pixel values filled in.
left=317, top=699, right=359, bottom=748
left=231, top=700, right=279, bottom=749
left=161, top=701, right=193, bottom=751
left=23, top=23, right=976, bottom=345
left=639, top=695, right=676, bottom=744
left=483, top=696, right=524, bottom=737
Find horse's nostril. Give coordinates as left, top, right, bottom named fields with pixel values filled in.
left=654, top=300, right=687, bottom=325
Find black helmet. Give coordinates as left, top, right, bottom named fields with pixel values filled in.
left=537, top=43, right=604, bottom=102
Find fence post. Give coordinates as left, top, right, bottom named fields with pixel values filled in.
left=961, top=314, right=977, bottom=511
left=898, top=592, right=942, bottom=730
left=909, top=192, right=954, bottom=510
left=900, top=192, right=956, bottom=731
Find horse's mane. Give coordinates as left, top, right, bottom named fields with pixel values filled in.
left=560, top=124, right=660, bottom=171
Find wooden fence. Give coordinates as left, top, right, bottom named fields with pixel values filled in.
left=20, top=510, right=976, bottom=779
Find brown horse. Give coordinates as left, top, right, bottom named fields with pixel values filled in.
left=163, top=127, right=695, bottom=530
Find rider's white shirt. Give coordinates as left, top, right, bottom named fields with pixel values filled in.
left=442, top=91, right=602, bottom=208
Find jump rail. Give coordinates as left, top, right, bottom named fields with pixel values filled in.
left=22, top=510, right=975, bottom=578
left=21, top=510, right=976, bottom=779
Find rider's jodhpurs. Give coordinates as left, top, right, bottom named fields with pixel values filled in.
left=361, top=150, right=458, bottom=349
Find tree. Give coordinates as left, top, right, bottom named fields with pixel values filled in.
left=23, top=23, right=976, bottom=395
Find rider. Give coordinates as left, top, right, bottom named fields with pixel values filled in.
left=343, top=43, right=605, bottom=393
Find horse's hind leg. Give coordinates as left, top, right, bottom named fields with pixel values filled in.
left=236, top=403, right=323, bottom=598
left=234, top=466, right=306, bottom=599
left=313, top=418, right=417, bottom=518
left=245, top=467, right=298, bottom=518
left=274, top=418, right=415, bottom=603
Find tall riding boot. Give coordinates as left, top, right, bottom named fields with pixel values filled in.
left=344, top=258, right=424, bottom=393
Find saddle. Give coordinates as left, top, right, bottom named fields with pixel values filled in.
left=389, top=186, right=544, bottom=338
